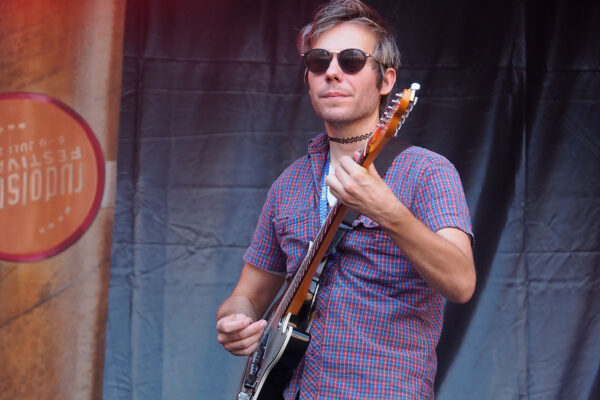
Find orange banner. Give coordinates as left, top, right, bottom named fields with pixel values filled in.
left=0, top=1, right=125, bottom=399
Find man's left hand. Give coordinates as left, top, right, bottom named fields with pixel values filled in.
left=325, top=152, right=397, bottom=222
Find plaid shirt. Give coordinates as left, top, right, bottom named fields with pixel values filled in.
left=244, top=133, right=472, bottom=400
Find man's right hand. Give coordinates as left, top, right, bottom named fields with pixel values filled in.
left=216, top=263, right=284, bottom=356
left=216, top=313, right=268, bottom=356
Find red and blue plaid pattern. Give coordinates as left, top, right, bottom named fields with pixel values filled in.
left=244, top=133, right=472, bottom=400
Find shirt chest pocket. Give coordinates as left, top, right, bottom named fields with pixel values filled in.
left=340, top=215, right=410, bottom=284
left=272, top=208, right=314, bottom=276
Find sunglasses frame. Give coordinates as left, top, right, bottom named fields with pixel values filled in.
left=301, top=48, right=382, bottom=75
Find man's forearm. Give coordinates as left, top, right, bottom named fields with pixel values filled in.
left=217, top=262, right=286, bottom=322
left=376, top=199, right=476, bottom=303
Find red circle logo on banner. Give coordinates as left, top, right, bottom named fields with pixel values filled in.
left=0, top=93, right=105, bottom=262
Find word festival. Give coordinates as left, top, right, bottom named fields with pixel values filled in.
left=0, top=139, right=85, bottom=210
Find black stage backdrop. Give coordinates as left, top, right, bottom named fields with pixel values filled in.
left=103, top=1, right=600, bottom=399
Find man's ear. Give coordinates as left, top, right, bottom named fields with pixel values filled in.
left=379, top=67, right=396, bottom=95
left=305, top=70, right=313, bottom=96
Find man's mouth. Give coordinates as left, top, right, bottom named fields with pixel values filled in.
left=322, top=91, right=350, bottom=99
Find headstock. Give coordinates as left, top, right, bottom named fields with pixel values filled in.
left=361, top=83, right=420, bottom=164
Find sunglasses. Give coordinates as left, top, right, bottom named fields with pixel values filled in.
left=301, top=48, right=382, bottom=74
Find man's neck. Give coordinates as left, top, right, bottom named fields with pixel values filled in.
left=328, top=139, right=366, bottom=169
left=325, top=118, right=378, bottom=168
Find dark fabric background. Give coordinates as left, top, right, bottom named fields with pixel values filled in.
left=103, top=0, right=600, bottom=399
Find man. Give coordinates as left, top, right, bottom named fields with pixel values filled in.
left=216, top=1, right=475, bottom=399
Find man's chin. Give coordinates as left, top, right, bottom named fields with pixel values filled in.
left=323, top=116, right=355, bottom=126
left=315, top=108, right=355, bottom=125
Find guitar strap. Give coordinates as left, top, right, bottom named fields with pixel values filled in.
left=324, top=139, right=411, bottom=257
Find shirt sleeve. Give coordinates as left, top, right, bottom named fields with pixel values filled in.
left=414, top=159, right=474, bottom=242
left=243, top=183, right=287, bottom=275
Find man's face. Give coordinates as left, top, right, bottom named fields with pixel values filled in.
left=307, top=22, right=385, bottom=128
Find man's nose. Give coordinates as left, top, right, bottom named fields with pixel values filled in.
left=325, top=54, right=343, bottom=82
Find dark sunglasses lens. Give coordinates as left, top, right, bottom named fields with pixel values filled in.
left=339, top=49, right=368, bottom=73
left=305, top=50, right=331, bottom=73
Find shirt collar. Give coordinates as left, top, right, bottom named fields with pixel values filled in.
left=307, top=132, right=329, bottom=156
left=307, top=132, right=330, bottom=195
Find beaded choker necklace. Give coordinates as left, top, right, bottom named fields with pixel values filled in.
left=327, top=132, right=372, bottom=144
